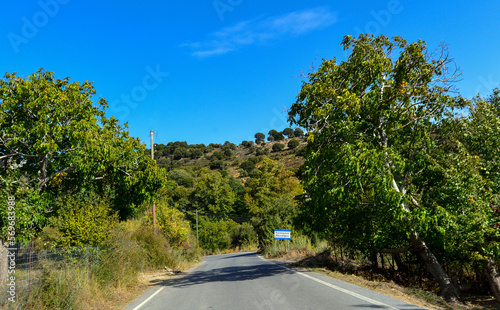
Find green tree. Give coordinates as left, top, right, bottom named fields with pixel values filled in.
left=274, top=132, right=285, bottom=141
left=168, top=169, right=194, bottom=187
left=240, top=160, right=255, bottom=173
left=293, top=128, right=304, bottom=138
left=288, top=34, right=461, bottom=301
left=0, top=69, right=166, bottom=233
left=267, top=129, right=278, bottom=141
left=283, top=128, right=294, bottom=138
left=198, top=218, right=237, bottom=251
left=254, top=132, right=265, bottom=144
left=48, top=193, right=119, bottom=246
left=244, top=158, right=302, bottom=250
left=452, top=90, right=500, bottom=300
left=191, top=168, right=236, bottom=215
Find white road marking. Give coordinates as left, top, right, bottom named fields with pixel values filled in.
left=131, top=287, right=165, bottom=310
left=259, top=255, right=398, bottom=310
left=295, top=270, right=398, bottom=310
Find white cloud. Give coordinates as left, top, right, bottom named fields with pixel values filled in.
left=184, top=7, right=337, bottom=57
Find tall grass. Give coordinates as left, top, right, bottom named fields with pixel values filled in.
left=0, top=219, right=201, bottom=310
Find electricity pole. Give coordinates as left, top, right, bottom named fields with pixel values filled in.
left=196, top=209, right=199, bottom=247
left=150, top=130, right=156, bottom=234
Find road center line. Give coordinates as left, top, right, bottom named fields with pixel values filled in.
left=131, top=287, right=165, bottom=310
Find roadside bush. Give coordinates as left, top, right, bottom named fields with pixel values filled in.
left=143, top=202, right=191, bottom=247
left=230, top=222, right=256, bottom=248
left=132, top=225, right=178, bottom=269
left=50, top=193, right=119, bottom=247
left=198, top=218, right=237, bottom=252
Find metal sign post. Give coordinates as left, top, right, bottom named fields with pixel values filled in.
left=274, top=229, right=291, bottom=252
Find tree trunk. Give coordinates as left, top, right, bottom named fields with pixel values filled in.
left=483, top=257, right=500, bottom=302
left=410, top=231, right=460, bottom=303
left=393, top=253, right=407, bottom=272
left=388, top=175, right=460, bottom=303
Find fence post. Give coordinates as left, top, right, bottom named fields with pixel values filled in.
left=0, top=241, right=7, bottom=284
left=28, top=243, right=33, bottom=296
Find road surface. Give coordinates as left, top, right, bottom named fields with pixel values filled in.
left=124, top=252, right=425, bottom=310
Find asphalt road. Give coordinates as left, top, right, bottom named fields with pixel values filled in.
left=124, top=252, right=425, bottom=310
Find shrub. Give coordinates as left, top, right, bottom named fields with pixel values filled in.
left=51, top=193, right=119, bottom=247
left=143, top=202, right=191, bottom=247
left=288, top=139, right=300, bottom=149
left=256, top=148, right=270, bottom=156
left=210, top=160, right=225, bottom=170
left=231, top=223, right=256, bottom=248
left=168, top=169, right=194, bottom=187
left=240, top=160, right=255, bottom=173
left=272, top=143, right=285, bottom=152
left=131, top=225, right=178, bottom=269
left=198, top=219, right=237, bottom=252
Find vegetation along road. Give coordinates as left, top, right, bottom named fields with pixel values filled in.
left=124, top=252, right=424, bottom=310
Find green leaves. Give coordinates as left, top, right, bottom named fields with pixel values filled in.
left=0, top=68, right=168, bottom=239
left=288, top=34, right=460, bottom=253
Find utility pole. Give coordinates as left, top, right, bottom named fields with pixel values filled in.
left=150, top=130, right=156, bottom=234
left=196, top=209, right=199, bottom=247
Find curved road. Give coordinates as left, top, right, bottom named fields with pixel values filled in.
left=124, top=252, right=425, bottom=310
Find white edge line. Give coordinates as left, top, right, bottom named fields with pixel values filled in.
left=131, top=286, right=165, bottom=310
left=259, top=255, right=398, bottom=310
left=295, top=270, right=398, bottom=310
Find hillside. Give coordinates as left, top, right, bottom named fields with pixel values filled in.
left=149, top=136, right=308, bottom=178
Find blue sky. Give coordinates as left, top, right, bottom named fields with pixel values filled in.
left=2, top=1, right=499, bottom=146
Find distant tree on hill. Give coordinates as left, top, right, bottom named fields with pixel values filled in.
left=168, top=169, right=194, bottom=187
left=256, top=148, right=270, bottom=156
left=294, top=128, right=304, bottom=138
left=288, top=139, right=300, bottom=149
left=272, top=143, right=285, bottom=152
left=223, top=141, right=237, bottom=150
left=223, top=148, right=233, bottom=158
left=240, top=160, right=255, bottom=173
left=255, top=132, right=265, bottom=144
left=267, top=135, right=275, bottom=142
left=209, top=160, right=225, bottom=170
left=283, top=128, right=294, bottom=138
left=190, top=149, right=203, bottom=159
left=173, top=148, right=189, bottom=160
left=268, top=129, right=278, bottom=139
left=274, top=132, right=285, bottom=141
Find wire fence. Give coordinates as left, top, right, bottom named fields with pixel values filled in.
left=0, top=242, right=101, bottom=295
